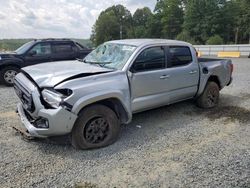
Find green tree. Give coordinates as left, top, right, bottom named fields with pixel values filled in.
left=220, top=0, right=250, bottom=44
left=146, top=13, right=163, bottom=38
left=132, top=7, right=153, bottom=38
left=237, top=0, right=250, bottom=43
left=206, top=35, right=224, bottom=44
left=176, top=30, right=196, bottom=44
left=183, top=0, right=228, bottom=44
left=90, top=0, right=250, bottom=45
left=91, top=5, right=133, bottom=46
left=155, top=0, right=184, bottom=39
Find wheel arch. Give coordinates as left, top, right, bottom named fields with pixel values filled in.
left=0, top=64, right=21, bottom=70
left=197, top=74, right=222, bottom=97
left=72, top=95, right=132, bottom=124
left=207, top=75, right=221, bottom=89
left=85, top=98, right=130, bottom=124
left=0, top=64, right=22, bottom=85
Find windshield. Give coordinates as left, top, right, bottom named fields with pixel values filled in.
left=84, top=43, right=137, bottom=70
left=15, top=41, right=34, bottom=54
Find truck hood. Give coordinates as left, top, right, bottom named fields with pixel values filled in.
left=22, top=60, right=113, bottom=87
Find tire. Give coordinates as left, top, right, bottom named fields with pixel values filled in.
left=71, top=104, right=120, bottom=149
left=0, top=66, right=20, bottom=86
left=196, top=81, right=220, bottom=109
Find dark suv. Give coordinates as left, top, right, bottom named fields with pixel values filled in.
left=0, top=39, right=92, bottom=86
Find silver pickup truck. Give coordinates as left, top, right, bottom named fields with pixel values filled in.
left=14, top=39, right=233, bottom=149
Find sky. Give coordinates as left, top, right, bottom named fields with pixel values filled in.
left=0, top=0, right=156, bottom=39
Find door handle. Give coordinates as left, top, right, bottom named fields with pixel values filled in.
left=160, top=75, right=170, bottom=79
left=189, top=70, right=198, bottom=74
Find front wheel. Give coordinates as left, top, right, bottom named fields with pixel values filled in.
left=71, top=104, right=120, bottom=149
left=196, top=81, right=220, bottom=108
left=0, top=66, right=19, bottom=86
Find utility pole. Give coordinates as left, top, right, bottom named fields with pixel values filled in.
left=120, top=15, right=125, bottom=39
left=120, top=25, right=123, bottom=39
left=235, top=27, right=239, bottom=44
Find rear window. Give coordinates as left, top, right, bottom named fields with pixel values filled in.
left=168, top=46, right=192, bottom=67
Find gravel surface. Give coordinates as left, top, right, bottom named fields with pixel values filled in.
left=0, top=58, right=250, bottom=188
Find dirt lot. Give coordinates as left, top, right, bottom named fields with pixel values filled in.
left=0, top=58, right=249, bottom=188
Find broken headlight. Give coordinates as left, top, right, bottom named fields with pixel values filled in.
left=42, top=89, right=72, bottom=109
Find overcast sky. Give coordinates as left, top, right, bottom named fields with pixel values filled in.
left=0, top=0, right=156, bottom=39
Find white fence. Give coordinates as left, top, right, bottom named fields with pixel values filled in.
left=194, top=44, right=250, bottom=57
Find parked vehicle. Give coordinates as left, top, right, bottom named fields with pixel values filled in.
left=0, top=39, right=92, bottom=86
left=14, top=39, right=233, bottom=149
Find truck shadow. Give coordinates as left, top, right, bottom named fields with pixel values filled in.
left=34, top=92, right=250, bottom=159
left=0, top=85, right=8, bottom=88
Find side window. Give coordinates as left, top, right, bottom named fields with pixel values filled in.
left=75, top=42, right=87, bottom=50
left=29, top=43, right=51, bottom=55
left=54, top=44, right=73, bottom=54
left=132, top=47, right=165, bottom=72
left=72, top=44, right=79, bottom=53
left=168, top=46, right=192, bottom=67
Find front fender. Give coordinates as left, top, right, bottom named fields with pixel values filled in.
left=0, top=58, right=23, bottom=68
left=71, top=90, right=132, bottom=123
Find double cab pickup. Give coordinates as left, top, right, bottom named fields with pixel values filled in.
left=14, top=39, right=233, bottom=149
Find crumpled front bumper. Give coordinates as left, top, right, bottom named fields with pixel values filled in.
left=16, top=103, right=77, bottom=138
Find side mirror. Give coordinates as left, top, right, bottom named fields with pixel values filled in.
left=28, top=51, right=37, bottom=56
left=131, top=60, right=145, bottom=73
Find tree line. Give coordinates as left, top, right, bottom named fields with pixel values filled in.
left=91, top=0, right=250, bottom=46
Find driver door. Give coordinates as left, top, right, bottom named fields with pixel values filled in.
left=24, top=42, right=52, bottom=66
left=130, top=46, right=170, bottom=112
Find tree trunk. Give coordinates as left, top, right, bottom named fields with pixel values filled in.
left=235, top=27, right=239, bottom=44
left=249, top=32, right=250, bottom=44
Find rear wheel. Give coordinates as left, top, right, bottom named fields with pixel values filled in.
left=71, top=104, right=120, bottom=149
left=196, top=81, right=220, bottom=108
left=0, top=66, right=19, bottom=86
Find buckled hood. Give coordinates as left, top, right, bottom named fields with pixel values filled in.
left=22, top=60, right=113, bottom=87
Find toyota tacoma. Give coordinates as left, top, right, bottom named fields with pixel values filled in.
left=14, top=39, right=233, bottom=149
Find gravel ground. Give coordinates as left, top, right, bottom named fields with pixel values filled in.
left=0, top=58, right=250, bottom=188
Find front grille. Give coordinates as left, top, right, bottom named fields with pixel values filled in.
left=14, top=78, right=35, bottom=112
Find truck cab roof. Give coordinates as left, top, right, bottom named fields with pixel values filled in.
left=108, top=39, right=192, bottom=47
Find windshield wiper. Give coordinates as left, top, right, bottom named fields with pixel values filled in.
left=84, top=60, right=112, bottom=65
left=83, top=60, right=112, bottom=68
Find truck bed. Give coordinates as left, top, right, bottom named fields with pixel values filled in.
left=196, top=57, right=233, bottom=97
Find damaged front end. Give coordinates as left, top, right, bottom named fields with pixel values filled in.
left=13, top=73, right=78, bottom=138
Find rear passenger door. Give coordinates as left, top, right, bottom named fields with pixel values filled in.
left=51, top=42, right=76, bottom=61
left=165, top=46, right=199, bottom=102
left=130, top=46, right=170, bottom=112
